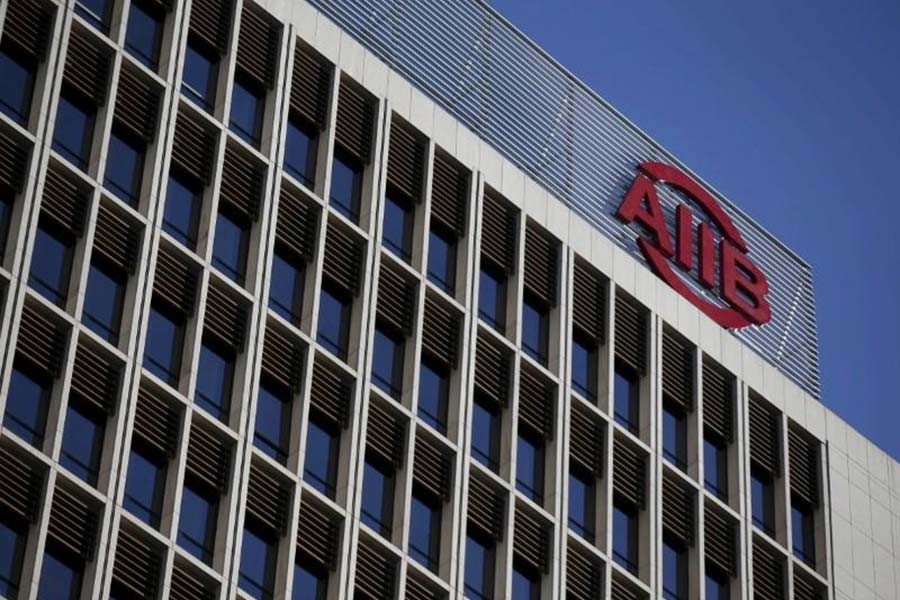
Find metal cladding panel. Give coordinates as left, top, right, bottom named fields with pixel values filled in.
left=306, top=0, right=821, bottom=399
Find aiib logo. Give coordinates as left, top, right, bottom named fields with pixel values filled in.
left=615, top=162, right=771, bottom=329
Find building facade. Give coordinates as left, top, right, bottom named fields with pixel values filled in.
left=0, top=0, right=895, bottom=599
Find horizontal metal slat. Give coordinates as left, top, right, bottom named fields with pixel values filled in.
left=309, top=356, right=354, bottom=428
left=513, top=506, right=550, bottom=573
left=0, top=444, right=43, bottom=523
left=236, top=3, right=279, bottom=89
left=114, top=66, right=160, bottom=143
left=788, top=425, right=819, bottom=507
left=614, top=291, right=646, bottom=374
left=220, top=145, right=263, bottom=222
left=376, top=261, right=416, bottom=335
left=93, top=202, right=141, bottom=274
left=16, top=302, right=66, bottom=378
left=186, top=420, right=232, bottom=493
left=203, top=281, right=247, bottom=352
left=430, top=149, right=468, bottom=236
left=296, top=499, right=341, bottom=571
left=112, top=527, right=162, bottom=599
left=612, top=435, right=645, bottom=509
left=40, top=165, right=88, bottom=237
left=246, top=465, right=290, bottom=535
left=569, top=402, right=603, bottom=477
left=661, top=471, right=694, bottom=546
left=421, top=292, right=460, bottom=369
left=290, top=41, right=331, bottom=128
left=334, top=78, right=374, bottom=162
left=748, top=394, right=780, bottom=475
left=0, top=129, right=29, bottom=192
left=662, top=327, right=693, bottom=411
left=518, top=365, right=554, bottom=439
left=47, top=487, right=97, bottom=561
left=467, top=472, right=505, bottom=541
left=704, top=501, right=737, bottom=577
left=386, top=117, right=425, bottom=203
left=63, top=28, right=109, bottom=105
left=702, top=356, right=733, bottom=442
left=413, top=433, right=452, bottom=500
left=365, top=400, right=405, bottom=467
left=752, top=538, right=785, bottom=600
left=473, top=331, right=510, bottom=407
left=322, top=222, right=363, bottom=295
left=153, top=247, right=198, bottom=314
left=572, top=258, right=604, bottom=342
left=133, top=384, right=181, bottom=457
left=480, top=188, right=516, bottom=272
left=261, top=325, right=303, bottom=393
left=354, top=540, right=395, bottom=600
left=276, top=186, right=318, bottom=263
left=523, top=220, right=558, bottom=307
left=2, top=0, right=53, bottom=61
left=171, top=110, right=217, bottom=185
left=566, top=542, right=603, bottom=600
left=188, top=0, right=232, bottom=52
left=170, top=561, right=217, bottom=600
left=70, top=342, right=120, bottom=415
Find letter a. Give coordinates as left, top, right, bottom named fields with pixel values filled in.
left=616, top=173, right=674, bottom=257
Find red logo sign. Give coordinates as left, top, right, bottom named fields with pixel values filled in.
left=616, top=162, right=771, bottom=329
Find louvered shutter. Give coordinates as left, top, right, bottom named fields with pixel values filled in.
left=752, top=538, right=785, bottom=600
left=63, top=29, right=109, bottom=105
left=246, top=464, right=290, bottom=535
left=613, top=435, right=645, bottom=509
left=566, top=542, right=603, bottom=600
left=748, top=394, right=780, bottom=475
left=365, top=400, right=405, bottom=467
left=47, top=486, right=98, bottom=561
left=235, top=3, right=278, bottom=89
left=421, top=292, right=460, bottom=369
left=523, top=220, right=558, bottom=307
left=572, top=258, right=605, bottom=343
left=354, top=539, right=396, bottom=600
left=0, top=444, right=43, bottom=523
left=662, top=327, right=693, bottom=411
left=334, top=78, right=374, bottom=163
left=112, top=526, right=162, bottom=599
left=514, top=506, right=551, bottom=574
left=473, top=331, right=511, bottom=408
left=518, top=366, right=554, bottom=440
left=70, top=342, right=120, bottom=415
left=220, top=146, right=263, bottom=222
left=185, top=419, right=232, bottom=493
left=290, top=42, right=330, bottom=129
left=261, top=325, right=303, bottom=393
left=480, top=189, right=517, bottom=272
left=171, top=110, right=217, bottom=185
left=788, top=425, right=819, bottom=507
left=114, top=67, right=160, bottom=143
left=133, top=384, right=181, bottom=457
left=614, top=291, right=646, bottom=374
left=203, top=281, right=247, bottom=352
left=413, top=433, right=452, bottom=501
left=40, top=166, right=88, bottom=237
left=188, top=0, right=232, bottom=53
left=376, top=261, right=416, bottom=335
left=309, top=355, right=353, bottom=428
left=610, top=572, right=644, bottom=600
left=704, top=501, right=737, bottom=577
left=794, top=570, right=825, bottom=600
left=2, top=0, right=53, bottom=62
left=296, top=498, right=341, bottom=571
left=153, top=247, right=198, bottom=315
left=322, top=222, right=362, bottom=295
left=0, top=130, right=29, bottom=192
left=430, top=150, right=468, bottom=236
left=16, top=302, right=66, bottom=378
left=570, top=402, right=604, bottom=478
left=405, top=571, right=442, bottom=600
left=467, top=472, right=505, bottom=541
left=386, top=117, right=425, bottom=203
left=276, top=186, right=318, bottom=263
left=702, top=357, right=733, bottom=442
left=170, top=560, right=217, bottom=600
left=93, top=202, right=141, bottom=273
left=662, top=471, right=694, bottom=546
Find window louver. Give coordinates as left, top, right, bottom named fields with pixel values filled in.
left=94, top=202, right=141, bottom=273
left=112, top=526, right=162, bottom=599
left=16, top=302, right=66, bottom=378
left=788, top=425, right=819, bottom=507
left=41, top=165, right=88, bottom=237
left=702, top=356, right=733, bottom=442
left=376, top=260, right=416, bottom=336
left=220, top=145, right=263, bottom=222
left=261, top=324, right=303, bottom=393
left=188, top=0, right=232, bottom=53
left=572, top=258, right=605, bottom=343
left=290, top=41, right=330, bottom=129
left=322, top=221, right=363, bottom=295
left=365, top=400, right=405, bottom=467
left=421, top=292, right=460, bottom=369
left=518, top=365, right=554, bottom=440
left=662, top=471, right=694, bottom=546
left=467, top=472, right=505, bottom=541
left=431, top=150, right=468, bottom=236
left=246, top=464, right=290, bottom=535
left=480, top=189, right=517, bottom=273
left=186, top=419, right=232, bottom=493
left=114, top=67, right=160, bottom=143
left=752, top=538, right=784, bottom=600
left=170, top=560, right=217, bottom=600
left=133, top=383, right=180, bottom=457
left=0, top=444, right=43, bottom=523
left=405, top=571, right=442, bottom=600
left=793, top=570, right=825, bottom=600
left=413, top=432, right=452, bottom=501
left=386, top=117, right=425, bottom=203
left=203, top=281, right=247, bottom=352
left=296, top=498, right=341, bottom=572
left=153, top=246, right=199, bottom=315
left=47, top=486, right=98, bottom=562
left=309, top=355, right=353, bottom=428
left=276, top=185, right=318, bottom=263
left=63, top=29, right=109, bottom=105
left=704, top=501, right=737, bottom=577
left=473, top=331, right=511, bottom=407
left=610, top=571, right=645, bottom=600
left=523, top=220, right=558, bottom=307
left=748, top=393, right=780, bottom=475
left=614, top=291, right=647, bottom=374
left=354, top=539, right=396, bottom=600
left=514, top=505, right=551, bottom=574
left=0, top=130, right=29, bottom=192
left=2, top=0, right=53, bottom=62
left=70, top=342, right=120, bottom=415
left=334, top=78, right=374, bottom=163
left=662, top=327, right=693, bottom=410
left=612, top=435, right=646, bottom=509
left=236, top=3, right=278, bottom=89
left=171, top=110, right=217, bottom=185
left=566, top=542, right=604, bottom=600
left=570, top=402, right=604, bottom=478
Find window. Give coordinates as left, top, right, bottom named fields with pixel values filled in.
left=613, top=361, right=639, bottom=433
left=163, top=174, right=202, bottom=249
left=427, top=227, right=456, bottom=293
left=53, top=92, right=95, bottom=170
left=304, top=416, right=339, bottom=497
left=124, top=446, right=166, bottom=528
left=29, top=223, right=73, bottom=306
left=464, top=533, right=495, bottom=600
left=662, top=402, right=687, bottom=469
left=212, top=210, right=249, bottom=284
left=568, top=468, right=595, bottom=541
left=371, top=326, right=403, bottom=399
left=269, top=248, right=304, bottom=324
left=612, top=498, right=638, bottom=574
left=83, top=261, right=126, bottom=344
left=284, top=118, right=317, bottom=187
left=418, top=360, right=448, bottom=433
left=409, top=491, right=441, bottom=572
left=0, top=43, right=35, bottom=125
left=705, top=567, right=730, bottom=600
left=317, top=284, right=351, bottom=359
left=791, top=500, right=815, bottom=565
left=75, top=0, right=112, bottom=31
left=750, top=467, right=775, bottom=534
left=361, top=455, right=394, bottom=537
left=570, top=334, right=596, bottom=399
left=60, top=400, right=105, bottom=486
left=662, top=537, right=688, bottom=600
left=125, top=0, right=164, bottom=69
left=382, top=191, right=413, bottom=260
left=104, top=128, right=145, bottom=205
left=37, top=547, right=82, bottom=600
left=195, top=341, right=234, bottom=422
left=0, top=519, right=26, bottom=597
left=182, top=40, right=218, bottom=110
left=143, top=304, right=184, bottom=386
left=4, top=365, right=51, bottom=447
left=512, top=564, right=540, bottom=600
left=293, top=559, right=327, bottom=600
left=239, top=525, right=277, bottom=600
left=704, top=436, right=728, bottom=501
left=230, top=77, right=264, bottom=146
left=177, top=484, right=217, bottom=564
left=329, top=149, right=362, bottom=221
left=254, top=382, right=291, bottom=463
left=478, top=265, right=506, bottom=332
left=521, top=295, right=548, bottom=364
left=516, top=430, right=543, bottom=503
left=471, top=396, right=501, bottom=471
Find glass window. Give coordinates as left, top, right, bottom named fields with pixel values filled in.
left=409, top=492, right=441, bottom=572
left=230, top=78, right=264, bottom=146
left=163, top=174, right=202, bottom=249
left=662, top=538, right=688, bottom=600
left=478, top=265, right=506, bottom=332
left=125, top=0, right=164, bottom=69
left=418, top=360, right=448, bottom=433
left=284, top=118, right=317, bottom=187
left=361, top=456, right=394, bottom=537
left=144, top=304, right=184, bottom=386
left=571, top=334, right=596, bottom=399
left=53, top=93, right=95, bottom=170
left=182, top=40, right=218, bottom=111
left=512, top=565, right=539, bottom=600
left=704, top=436, right=728, bottom=501
left=60, top=401, right=105, bottom=486
left=705, top=568, right=730, bottom=600
left=304, top=417, right=338, bottom=497
left=212, top=210, right=249, bottom=284
left=662, top=402, right=687, bottom=469
left=317, top=284, right=350, bottom=359
left=37, top=548, right=82, bottom=600
left=83, top=261, right=126, bottom=344
left=382, top=191, right=413, bottom=260
left=269, top=248, right=304, bottom=324
left=4, top=366, right=51, bottom=447
left=516, top=430, right=543, bottom=503
left=371, top=326, right=403, bottom=399
left=254, top=382, right=291, bottom=463
left=568, top=469, right=595, bottom=541
left=124, top=447, right=166, bottom=528
left=0, top=520, right=25, bottom=598
left=177, top=484, right=217, bottom=564
left=521, top=295, right=548, bottom=364
left=105, top=129, right=145, bottom=205
left=427, top=227, right=456, bottom=293
left=464, top=533, right=495, bottom=600
left=75, top=0, right=112, bottom=31
left=329, top=149, right=362, bottom=222
left=791, top=501, right=815, bottom=565
left=614, top=361, right=639, bottom=433
left=612, top=499, right=638, bottom=574
left=293, top=559, right=327, bottom=600
left=195, top=341, right=234, bottom=422
left=29, top=223, right=73, bottom=306
left=239, top=525, right=277, bottom=600
left=0, top=44, right=35, bottom=125
left=750, top=468, right=775, bottom=534
left=471, top=397, right=500, bottom=471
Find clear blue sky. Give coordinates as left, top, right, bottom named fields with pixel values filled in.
left=488, top=0, right=900, bottom=459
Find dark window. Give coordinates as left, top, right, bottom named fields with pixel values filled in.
left=60, top=400, right=105, bottom=486
left=329, top=148, right=362, bottom=222
left=230, top=77, right=264, bottom=146
left=478, top=265, right=506, bottom=333
left=512, top=564, right=540, bottom=600
left=371, top=326, right=403, bottom=399
left=662, top=537, right=688, bottom=600
left=303, top=416, right=339, bottom=498
left=29, top=222, right=73, bottom=306
left=53, top=92, right=95, bottom=170
left=195, top=341, right=234, bottom=422
left=212, top=210, right=249, bottom=285
left=791, top=500, right=815, bottom=566
left=317, top=283, right=351, bottom=359
left=568, top=468, right=595, bottom=541
left=516, top=429, right=544, bottom=504
left=612, top=498, right=638, bottom=574
left=409, top=491, right=441, bottom=572
left=521, top=294, right=548, bottom=364
left=382, top=191, right=413, bottom=261
left=704, top=436, right=728, bottom=501
left=143, top=303, right=184, bottom=386
left=124, top=446, right=166, bottom=528
left=427, top=226, right=456, bottom=293
left=361, top=455, right=394, bottom=537
left=163, top=174, right=202, bottom=249
left=471, top=396, right=501, bottom=471
left=662, top=402, right=687, bottom=469
left=418, top=360, right=448, bottom=433
left=254, top=382, right=291, bottom=463
left=269, top=248, right=304, bottom=324
left=37, top=547, right=82, bottom=600
left=177, top=484, right=217, bottom=564
left=104, top=128, right=145, bottom=206
left=464, top=533, right=495, bottom=600
left=284, top=117, right=317, bottom=187
left=293, top=559, right=327, bottom=600
left=75, top=0, right=112, bottom=32
left=125, top=0, right=164, bottom=69
left=571, top=334, right=596, bottom=399
left=613, top=361, right=639, bottom=434
left=4, top=365, right=51, bottom=447
left=83, top=261, right=126, bottom=344
left=750, top=467, right=775, bottom=534
left=705, top=567, right=730, bottom=600
left=239, top=524, right=277, bottom=600
left=0, top=519, right=26, bottom=597
left=0, top=43, right=35, bottom=125
left=182, top=40, right=218, bottom=111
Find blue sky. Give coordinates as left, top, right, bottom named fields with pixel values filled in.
left=488, top=0, right=900, bottom=458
